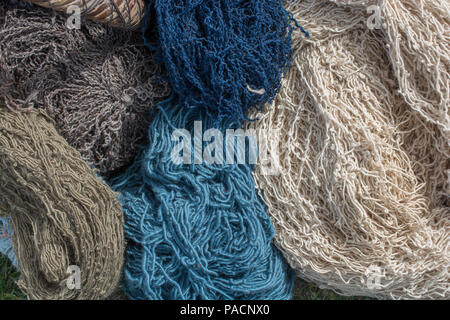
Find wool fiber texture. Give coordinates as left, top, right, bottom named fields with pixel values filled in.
left=109, top=96, right=295, bottom=300
left=0, top=104, right=125, bottom=300
left=0, top=1, right=171, bottom=176
left=247, top=0, right=450, bottom=300
left=142, top=0, right=305, bottom=123
left=331, top=0, right=450, bottom=147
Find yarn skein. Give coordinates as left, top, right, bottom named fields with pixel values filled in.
left=109, top=96, right=295, bottom=300
left=142, top=0, right=304, bottom=123
left=0, top=103, right=125, bottom=300
left=0, top=1, right=171, bottom=176
left=247, top=0, right=449, bottom=300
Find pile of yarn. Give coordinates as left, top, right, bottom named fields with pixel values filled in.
left=109, top=96, right=295, bottom=300
left=0, top=0, right=170, bottom=175
left=247, top=0, right=449, bottom=299
left=0, top=103, right=125, bottom=299
left=2, top=0, right=448, bottom=301
left=142, top=0, right=303, bottom=123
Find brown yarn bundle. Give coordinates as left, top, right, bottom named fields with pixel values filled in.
left=248, top=0, right=449, bottom=299
left=0, top=1, right=170, bottom=176
left=0, top=103, right=124, bottom=299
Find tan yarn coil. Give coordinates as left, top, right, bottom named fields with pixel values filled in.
left=248, top=0, right=449, bottom=299
left=24, top=0, right=146, bottom=29
left=0, top=104, right=124, bottom=299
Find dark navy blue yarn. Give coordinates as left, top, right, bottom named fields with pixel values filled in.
left=109, top=96, right=295, bottom=300
left=142, top=0, right=306, bottom=123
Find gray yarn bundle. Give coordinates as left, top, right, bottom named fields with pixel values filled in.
left=0, top=1, right=170, bottom=175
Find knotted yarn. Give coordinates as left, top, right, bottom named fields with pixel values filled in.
left=142, top=0, right=305, bottom=123
left=247, top=0, right=449, bottom=300
left=0, top=103, right=125, bottom=300
left=0, top=217, right=17, bottom=268
left=0, top=1, right=171, bottom=176
left=109, top=96, right=295, bottom=300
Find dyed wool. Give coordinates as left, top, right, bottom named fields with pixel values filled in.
left=142, top=0, right=304, bottom=123
left=0, top=217, right=17, bottom=268
left=247, top=0, right=449, bottom=299
left=0, top=1, right=171, bottom=175
left=0, top=104, right=125, bottom=300
left=109, top=96, right=295, bottom=300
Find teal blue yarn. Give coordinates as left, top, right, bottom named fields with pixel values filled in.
left=109, top=96, right=295, bottom=300
left=0, top=217, right=18, bottom=268
left=142, top=0, right=308, bottom=123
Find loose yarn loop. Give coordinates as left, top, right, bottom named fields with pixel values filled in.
left=0, top=105, right=124, bottom=300
left=109, top=97, right=295, bottom=300
left=247, top=0, right=449, bottom=299
left=0, top=1, right=171, bottom=175
left=143, top=0, right=299, bottom=123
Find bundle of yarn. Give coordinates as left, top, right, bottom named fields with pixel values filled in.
left=247, top=0, right=449, bottom=299
left=143, top=0, right=302, bottom=123
left=0, top=217, right=17, bottom=268
left=109, top=96, right=295, bottom=300
left=0, top=103, right=125, bottom=299
left=0, top=1, right=171, bottom=175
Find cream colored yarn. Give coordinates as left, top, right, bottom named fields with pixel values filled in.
left=248, top=0, right=449, bottom=299
left=332, top=0, right=450, bottom=148
left=382, top=0, right=450, bottom=150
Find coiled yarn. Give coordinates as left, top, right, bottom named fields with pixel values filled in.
left=0, top=1, right=170, bottom=175
left=109, top=96, right=295, bottom=300
left=0, top=104, right=124, bottom=300
left=142, top=0, right=303, bottom=123
left=247, top=0, right=449, bottom=299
